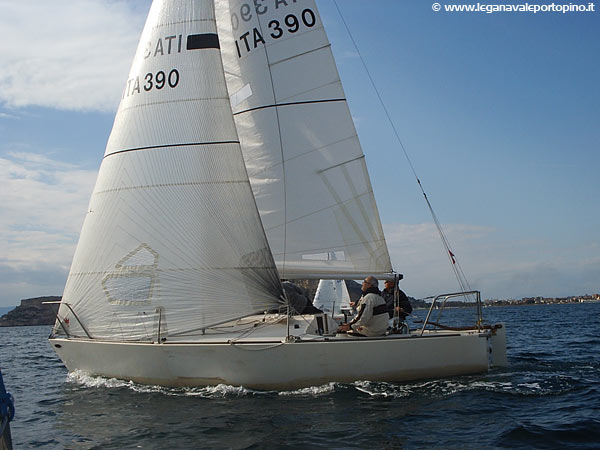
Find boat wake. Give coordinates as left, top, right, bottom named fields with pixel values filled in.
left=66, top=370, right=256, bottom=397
left=66, top=368, right=568, bottom=400
left=66, top=370, right=339, bottom=397
left=64, top=344, right=587, bottom=401
left=67, top=370, right=166, bottom=393
left=278, top=382, right=338, bottom=397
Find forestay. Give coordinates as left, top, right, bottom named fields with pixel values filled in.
left=55, top=0, right=283, bottom=341
left=216, top=0, right=393, bottom=279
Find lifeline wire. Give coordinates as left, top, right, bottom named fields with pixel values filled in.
left=332, top=0, right=473, bottom=297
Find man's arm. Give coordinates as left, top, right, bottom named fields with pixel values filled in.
left=351, top=297, right=374, bottom=331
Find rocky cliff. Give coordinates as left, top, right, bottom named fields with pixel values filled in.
left=0, top=297, right=61, bottom=327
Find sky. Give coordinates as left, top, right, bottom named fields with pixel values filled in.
left=0, top=0, right=598, bottom=307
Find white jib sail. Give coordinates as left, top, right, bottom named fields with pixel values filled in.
left=215, top=0, right=393, bottom=279
left=313, top=279, right=352, bottom=317
left=56, top=0, right=283, bottom=341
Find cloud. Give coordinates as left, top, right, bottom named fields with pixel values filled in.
left=0, top=263, right=68, bottom=306
left=0, top=111, right=19, bottom=119
left=384, top=222, right=494, bottom=298
left=383, top=222, right=600, bottom=300
left=0, top=0, right=148, bottom=112
left=0, top=152, right=97, bottom=305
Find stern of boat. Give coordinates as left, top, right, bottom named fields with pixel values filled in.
left=489, top=323, right=507, bottom=367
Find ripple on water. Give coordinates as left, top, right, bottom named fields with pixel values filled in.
left=497, top=419, right=600, bottom=449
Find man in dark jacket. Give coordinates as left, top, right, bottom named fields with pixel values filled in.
left=381, top=279, right=412, bottom=320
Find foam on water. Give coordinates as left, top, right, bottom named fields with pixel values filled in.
left=67, top=370, right=260, bottom=397
left=67, top=370, right=165, bottom=393
left=353, top=380, right=414, bottom=398
left=278, top=382, right=338, bottom=396
left=63, top=369, right=574, bottom=401
left=68, top=371, right=347, bottom=398
left=181, top=384, right=256, bottom=397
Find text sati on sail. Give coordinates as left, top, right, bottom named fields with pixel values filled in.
left=122, top=32, right=223, bottom=99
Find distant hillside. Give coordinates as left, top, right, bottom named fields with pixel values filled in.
left=0, top=296, right=60, bottom=327
left=0, top=306, right=15, bottom=316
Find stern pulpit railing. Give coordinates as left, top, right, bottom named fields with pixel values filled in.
left=419, top=291, right=483, bottom=336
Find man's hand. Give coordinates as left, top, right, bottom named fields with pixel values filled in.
left=337, top=323, right=351, bottom=333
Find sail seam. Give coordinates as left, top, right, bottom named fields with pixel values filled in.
left=233, top=98, right=346, bottom=116
left=276, top=79, right=341, bottom=104
left=104, top=141, right=240, bottom=158
left=316, top=155, right=365, bottom=174
left=118, top=96, right=230, bottom=113
left=151, top=18, right=215, bottom=30
left=66, top=266, right=279, bottom=277
left=268, top=43, right=332, bottom=67
left=94, top=180, right=249, bottom=195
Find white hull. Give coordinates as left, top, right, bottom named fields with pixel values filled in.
left=50, top=316, right=506, bottom=390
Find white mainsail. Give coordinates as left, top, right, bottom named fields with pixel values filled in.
left=216, top=0, right=393, bottom=279
left=56, top=0, right=283, bottom=341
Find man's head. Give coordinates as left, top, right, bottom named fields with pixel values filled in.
left=384, top=279, right=395, bottom=290
left=361, top=276, right=378, bottom=292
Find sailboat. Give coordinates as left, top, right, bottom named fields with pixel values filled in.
left=312, top=253, right=352, bottom=317
left=49, top=0, right=506, bottom=389
left=314, top=279, right=352, bottom=317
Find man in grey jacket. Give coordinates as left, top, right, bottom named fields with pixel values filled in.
left=338, top=276, right=388, bottom=337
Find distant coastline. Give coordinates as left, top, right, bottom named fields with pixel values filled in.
left=414, top=294, right=600, bottom=309
left=483, top=294, right=600, bottom=307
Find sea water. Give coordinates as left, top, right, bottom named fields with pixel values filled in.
left=1, top=303, right=599, bottom=449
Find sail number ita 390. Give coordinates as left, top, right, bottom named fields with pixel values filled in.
left=231, top=1, right=318, bottom=58
left=122, top=69, right=180, bottom=99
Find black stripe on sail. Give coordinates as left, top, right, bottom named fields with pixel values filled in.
left=187, top=33, right=220, bottom=50
left=233, top=98, right=346, bottom=116
left=104, top=141, right=240, bottom=159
